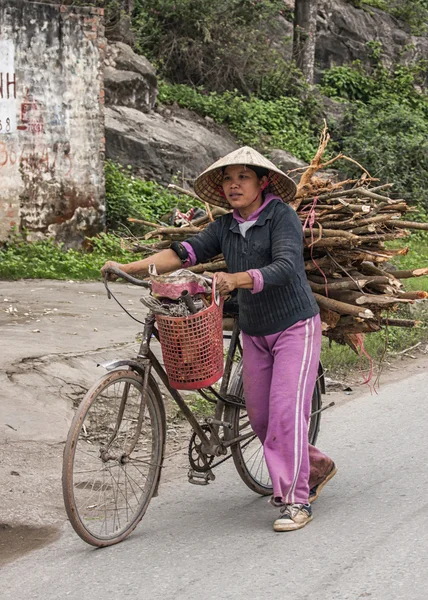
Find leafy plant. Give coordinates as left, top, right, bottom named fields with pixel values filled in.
left=105, top=161, right=203, bottom=232
left=158, top=82, right=322, bottom=162
left=0, top=233, right=136, bottom=280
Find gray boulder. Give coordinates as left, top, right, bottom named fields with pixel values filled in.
left=104, top=67, right=156, bottom=111
left=105, top=43, right=158, bottom=111
left=105, top=106, right=238, bottom=184
left=316, top=0, right=428, bottom=76
left=320, top=95, right=350, bottom=131
left=269, top=149, right=308, bottom=179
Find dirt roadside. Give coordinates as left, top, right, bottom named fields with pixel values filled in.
left=1, top=279, right=427, bottom=565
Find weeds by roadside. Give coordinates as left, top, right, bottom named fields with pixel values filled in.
left=0, top=233, right=135, bottom=280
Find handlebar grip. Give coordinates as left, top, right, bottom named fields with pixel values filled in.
left=104, top=267, right=151, bottom=288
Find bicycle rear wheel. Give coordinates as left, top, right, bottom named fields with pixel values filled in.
left=225, top=360, right=322, bottom=496
left=62, top=369, right=165, bottom=547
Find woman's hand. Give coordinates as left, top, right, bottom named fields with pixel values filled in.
left=101, top=261, right=126, bottom=280
left=216, top=272, right=239, bottom=296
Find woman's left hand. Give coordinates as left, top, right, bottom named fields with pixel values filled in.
left=215, top=272, right=238, bottom=296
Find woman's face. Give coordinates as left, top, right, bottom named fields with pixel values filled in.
left=221, top=165, right=267, bottom=212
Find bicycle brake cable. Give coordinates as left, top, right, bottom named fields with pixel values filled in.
left=103, top=279, right=147, bottom=325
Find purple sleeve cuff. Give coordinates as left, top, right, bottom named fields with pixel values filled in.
left=247, top=269, right=264, bottom=294
left=182, top=241, right=198, bottom=267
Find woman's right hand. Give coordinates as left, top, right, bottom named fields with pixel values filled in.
left=101, top=261, right=126, bottom=280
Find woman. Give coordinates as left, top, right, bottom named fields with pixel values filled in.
left=102, top=146, right=336, bottom=532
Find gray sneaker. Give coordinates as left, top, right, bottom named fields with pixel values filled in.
left=273, top=503, right=313, bottom=532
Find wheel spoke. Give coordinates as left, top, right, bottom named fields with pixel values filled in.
left=63, top=372, right=163, bottom=545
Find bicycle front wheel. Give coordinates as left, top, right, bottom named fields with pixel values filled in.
left=225, top=360, right=322, bottom=496
left=62, top=369, right=165, bottom=547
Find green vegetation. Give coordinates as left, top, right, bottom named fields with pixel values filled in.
left=0, top=233, right=135, bottom=280
left=319, top=46, right=428, bottom=207
left=340, top=99, right=428, bottom=208
left=158, top=82, right=321, bottom=162
left=105, top=161, right=203, bottom=232
left=180, top=393, right=215, bottom=419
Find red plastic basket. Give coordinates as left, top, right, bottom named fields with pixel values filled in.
left=155, top=280, right=225, bottom=390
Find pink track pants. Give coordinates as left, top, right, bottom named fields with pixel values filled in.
left=242, top=314, right=333, bottom=504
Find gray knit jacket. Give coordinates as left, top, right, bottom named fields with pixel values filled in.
left=186, top=199, right=319, bottom=336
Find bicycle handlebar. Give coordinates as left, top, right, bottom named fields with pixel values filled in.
left=104, top=267, right=151, bottom=288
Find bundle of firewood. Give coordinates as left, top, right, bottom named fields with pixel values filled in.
left=125, top=127, right=428, bottom=348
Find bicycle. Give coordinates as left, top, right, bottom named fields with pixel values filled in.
left=62, top=267, right=330, bottom=547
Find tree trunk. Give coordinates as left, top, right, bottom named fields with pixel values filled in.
left=293, top=0, right=319, bottom=83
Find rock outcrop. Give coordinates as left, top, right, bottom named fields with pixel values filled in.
left=105, top=106, right=237, bottom=184
left=105, top=42, right=158, bottom=111
left=317, top=0, right=428, bottom=75
left=270, top=1, right=428, bottom=78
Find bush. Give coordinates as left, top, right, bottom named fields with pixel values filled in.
left=158, top=82, right=321, bottom=162
left=133, top=0, right=306, bottom=99
left=105, top=161, right=203, bottom=231
left=320, top=44, right=428, bottom=105
left=339, top=98, right=428, bottom=208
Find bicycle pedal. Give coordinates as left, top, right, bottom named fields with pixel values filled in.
left=188, top=469, right=215, bottom=486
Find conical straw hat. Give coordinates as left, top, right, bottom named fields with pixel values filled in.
left=194, top=146, right=297, bottom=209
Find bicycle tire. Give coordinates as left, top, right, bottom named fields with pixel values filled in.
left=62, top=369, right=165, bottom=547
left=225, top=360, right=322, bottom=496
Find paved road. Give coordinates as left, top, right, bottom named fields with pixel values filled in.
left=3, top=364, right=428, bottom=600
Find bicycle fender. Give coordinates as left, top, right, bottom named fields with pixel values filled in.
left=98, top=358, right=146, bottom=373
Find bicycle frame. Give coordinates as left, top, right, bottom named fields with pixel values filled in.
left=101, top=306, right=246, bottom=461
left=101, top=268, right=329, bottom=470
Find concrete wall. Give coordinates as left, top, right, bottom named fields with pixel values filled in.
left=0, top=1, right=105, bottom=247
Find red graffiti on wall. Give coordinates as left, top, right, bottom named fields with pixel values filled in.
left=0, top=140, right=73, bottom=176
left=18, top=89, right=44, bottom=134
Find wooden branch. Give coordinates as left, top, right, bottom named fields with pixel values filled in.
left=380, top=317, right=421, bottom=328
left=205, top=202, right=214, bottom=222
left=387, top=220, right=428, bottom=231
left=349, top=213, right=401, bottom=229
left=144, top=225, right=202, bottom=240
left=313, top=293, right=374, bottom=318
left=349, top=224, right=376, bottom=235
left=398, top=290, right=428, bottom=300
left=303, top=255, right=335, bottom=271
left=308, top=280, right=366, bottom=293
left=355, top=294, right=413, bottom=306
left=305, top=237, right=357, bottom=248
left=128, top=218, right=161, bottom=228
left=304, top=228, right=359, bottom=240
left=168, top=184, right=200, bottom=201
left=355, top=188, right=400, bottom=203
left=383, top=267, right=428, bottom=279
left=360, top=231, right=410, bottom=243
left=187, top=260, right=227, bottom=273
